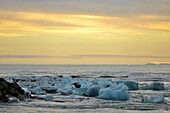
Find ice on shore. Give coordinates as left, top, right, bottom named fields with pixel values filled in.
left=143, top=82, right=165, bottom=90
left=114, top=81, right=139, bottom=90
left=44, top=95, right=53, bottom=101
left=59, top=84, right=74, bottom=95
left=97, top=83, right=130, bottom=100
left=22, top=88, right=31, bottom=95
left=31, top=86, right=46, bottom=95
left=2, top=76, right=135, bottom=101
left=85, top=85, right=101, bottom=97
left=142, top=93, right=164, bottom=103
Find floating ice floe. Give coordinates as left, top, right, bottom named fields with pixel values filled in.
left=142, top=93, right=164, bottom=103
left=97, top=83, right=130, bottom=100
left=31, top=86, right=46, bottom=95
left=143, top=82, right=165, bottom=90
left=114, top=81, right=139, bottom=90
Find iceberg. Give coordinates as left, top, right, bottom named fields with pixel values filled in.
left=143, top=82, right=165, bottom=90
left=97, top=84, right=130, bottom=100
left=98, top=80, right=112, bottom=88
left=31, top=86, right=46, bottom=95
left=59, top=84, right=74, bottom=95
left=142, top=93, right=164, bottom=103
left=85, top=85, right=101, bottom=97
left=114, top=81, right=139, bottom=90
left=74, top=88, right=87, bottom=96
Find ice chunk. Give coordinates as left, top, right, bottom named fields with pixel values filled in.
left=97, top=84, right=130, bottom=100
left=8, top=97, right=19, bottom=103
left=142, top=93, right=164, bottom=103
left=59, top=84, right=74, bottom=95
left=85, top=85, right=101, bottom=97
left=143, top=82, right=165, bottom=90
left=41, top=83, right=57, bottom=93
left=98, top=80, right=112, bottom=88
left=80, top=81, right=92, bottom=89
left=22, top=88, right=31, bottom=95
left=109, top=83, right=128, bottom=91
left=44, top=95, right=53, bottom=101
left=114, top=81, right=139, bottom=90
left=74, top=88, right=87, bottom=96
left=31, top=86, right=46, bottom=95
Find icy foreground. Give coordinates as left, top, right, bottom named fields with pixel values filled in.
left=0, top=75, right=166, bottom=103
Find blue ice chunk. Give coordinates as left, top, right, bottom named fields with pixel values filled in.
left=143, top=82, right=165, bottom=90
left=97, top=84, right=130, bottom=100
left=74, top=88, right=87, bottom=95
left=109, top=83, right=128, bottom=91
left=31, top=86, right=46, bottom=95
left=114, top=81, right=139, bottom=90
left=97, top=87, right=130, bottom=100
left=80, top=81, right=92, bottom=89
left=142, top=93, right=164, bottom=103
left=44, top=95, right=53, bottom=101
left=59, top=84, right=74, bottom=95
left=22, top=87, right=31, bottom=95
left=85, top=85, right=101, bottom=97
left=98, top=79, right=112, bottom=88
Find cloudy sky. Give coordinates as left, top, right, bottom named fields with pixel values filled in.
left=0, top=0, right=170, bottom=64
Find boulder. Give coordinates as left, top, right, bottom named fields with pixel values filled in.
left=0, top=78, right=31, bottom=102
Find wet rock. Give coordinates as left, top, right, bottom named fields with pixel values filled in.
left=73, top=82, right=81, bottom=88
left=8, top=97, right=19, bottom=102
left=0, top=78, right=31, bottom=102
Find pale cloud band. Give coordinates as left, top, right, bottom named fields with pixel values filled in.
left=0, top=55, right=170, bottom=59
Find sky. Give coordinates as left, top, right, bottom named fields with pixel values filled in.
left=0, top=0, right=170, bottom=64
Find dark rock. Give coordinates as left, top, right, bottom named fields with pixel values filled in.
left=71, top=75, right=81, bottom=78
left=0, top=78, right=31, bottom=102
left=42, top=88, right=57, bottom=94
left=73, top=82, right=81, bottom=88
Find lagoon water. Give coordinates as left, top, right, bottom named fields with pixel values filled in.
left=0, top=64, right=170, bottom=113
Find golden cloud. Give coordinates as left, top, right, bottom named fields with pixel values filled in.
left=0, top=10, right=170, bottom=38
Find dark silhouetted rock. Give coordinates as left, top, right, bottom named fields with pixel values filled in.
left=0, top=78, right=31, bottom=102
left=73, top=82, right=81, bottom=88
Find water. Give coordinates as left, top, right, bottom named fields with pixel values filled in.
left=0, top=64, right=170, bottom=113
